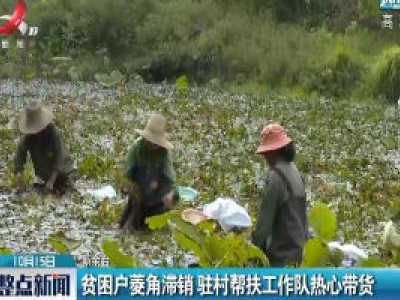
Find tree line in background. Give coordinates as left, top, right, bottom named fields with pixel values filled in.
left=1, top=0, right=400, bottom=103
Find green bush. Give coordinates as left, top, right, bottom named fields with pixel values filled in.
left=193, top=9, right=315, bottom=86
left=357, top=0, right=381, bottom=30
left=369, top=46, right=400, bottom=103
left=303, top=50, right=363, bottom=98
left=133, top=0, right=221, bottom=82
left=29, top=0, right=155, bottom=58
left=45, top=55, right=111, bottom=82
left=2, top=0, right=400, bottom=89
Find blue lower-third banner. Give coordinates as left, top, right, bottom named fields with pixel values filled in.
left=0, top=253, right=399, bottom=299
left=76, top=267, right=400, bottom=299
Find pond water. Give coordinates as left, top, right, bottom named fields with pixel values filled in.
left=1, top=79, right=399, bottom=266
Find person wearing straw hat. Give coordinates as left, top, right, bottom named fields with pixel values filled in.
left=119, top=114, right=179, bottom=233
left=251, top=124, right=309, bottom=267
left=14, top=102, right=73, bottom=196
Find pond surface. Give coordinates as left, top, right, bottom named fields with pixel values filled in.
left=0, top=79, right=399, bottom=265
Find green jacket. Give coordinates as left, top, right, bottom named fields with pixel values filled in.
left=251, top=159, right=308, bottom=266
left=124, top=137, right=179, bottom=201
left=14, top=124, right=73, bottom=182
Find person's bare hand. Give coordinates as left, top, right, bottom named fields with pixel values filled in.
left=45, top=172, right=58, bottom=195
left=44, top=180, right=54, bottom=194
left=163, top=191, right=174, bottom=209
left=241, top=228, right=252, bottom=240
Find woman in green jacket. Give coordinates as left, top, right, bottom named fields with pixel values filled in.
left=119, top=114, right=179, bottom=233
left=251, top=124, right=309, bottom=267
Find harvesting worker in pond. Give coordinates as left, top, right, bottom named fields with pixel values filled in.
left=119, top=114, right=179, bottom=233
left=251, top=124, right=309, bottom=267
left=14, top=102, right=74, bottom=196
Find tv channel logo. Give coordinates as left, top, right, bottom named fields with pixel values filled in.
left=0, top=0, right=38, bottom=37
left=380, top=0, right=400, bottom=10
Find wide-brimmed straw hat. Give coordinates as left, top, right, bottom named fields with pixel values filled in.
left=19, top=102, right=54, bottom=135
left=135, top=114, right=173, bottom=149
left=181, top=208, right=209, bottom=225
left=256, top=123, right=292, bottom=154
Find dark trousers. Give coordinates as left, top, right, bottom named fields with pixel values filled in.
left=266, top=250, right=303, bottom=267
left=34, top=173, right=73, bottom=196
left=53, top=174, right=71, bottom=195
left=119, top=194, right=167, bottom=230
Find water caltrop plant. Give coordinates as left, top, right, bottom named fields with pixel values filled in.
left=146, top=210, right=269, bottom=267
left=301, top=203, right=339, bottom=267
left=141, top=199, right=399, bottom=268
left=78, top=154, right=115, bottom=181
left=145, top=203, right=395, bottom=268
left=302, top=203, right=387, bottom=268
left=90, top=200, right=123, bottom=227
left=0, top=248, right=12, bottom=255
left=175, top=75, right=189, bottom=96
left=101, top=239, right=144, bottom=267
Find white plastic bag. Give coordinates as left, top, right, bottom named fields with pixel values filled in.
left=383, top=221, right=400, bottom=247
left=202, top=198, right=252, bottom=232
left=80, top=185, right=117, bottom=200
left=328, top=241, right=368, bottom=267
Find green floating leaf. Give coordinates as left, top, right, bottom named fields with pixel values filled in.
left=101, top=239, right=143, bottom=267
left=68, top=66, right=82, bottom=82
left=170, top=218, right=208, bottom=245
left=197, top=220, right=217, bottom=233
left=95, top=70, right=126, bottom=88
left=244, top=242, right=270, bottom=267
left=49, top=239, right=69, bottom=253
left=203, top=234, right=229, bottom=266
left=24, top=67, right=36, bottom=80
left=0, top=248, right=12, bottom=255
left=172, top=230, right=212, bottom=267
left=52, top=56, right=72, bottom=62
left=48, top=231, right=82, bottom=253
left=146, top=210, right=181, bottom=230
left=301, top=238, right=330, bottom=267
left=384, top=135, right=397, bottom=150
left=357, top=256, right=386, bottom=268
left=309, top=203, right=337, bottom=241
left=169, top=218, right=216, bottom=266
left=223, top=234, right=269, bottom=267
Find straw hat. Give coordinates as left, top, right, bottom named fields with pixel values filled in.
left=182, top=208, right=209, bottom=225
left=19, top=102, right=54, bottom=135
left=135, top=114, right=173, bottom=149
left=256, top=123, right=292, bottom=154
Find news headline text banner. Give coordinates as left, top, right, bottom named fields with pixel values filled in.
left=76, top=268, right=400, bottom=299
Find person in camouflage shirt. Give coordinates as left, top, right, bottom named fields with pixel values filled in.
left=14, top=102, right=73, bottom=196
left=251, top=124, right=309, bottom=267
left=119, top=114, right=179, bottom=233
